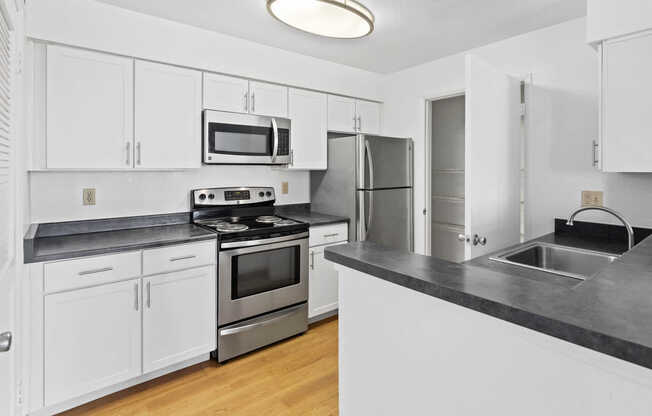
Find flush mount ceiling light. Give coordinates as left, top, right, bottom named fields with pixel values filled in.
left=267, top=0, right=375, bottom=39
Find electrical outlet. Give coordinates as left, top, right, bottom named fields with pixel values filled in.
left=83, top=188, right=96, bottom=206
left=281, top=182, right=289, bottom=195
left=581, top=190, right=603, bottom=207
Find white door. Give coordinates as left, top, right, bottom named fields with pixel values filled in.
left=46, top=45, right=134, bottom=169
left=328, top=95, right=357, bottom=133
left=44, top=279, right=142, bottom=405
left=464, top=55, right=521, bottom=259
left=355, top=100, right=381, bottom=135
left=143, top=267, right=216, bottom=373
left=203, top=73, right=250, bottom=113
left=135, top=60, right=202, bottom=169
left=249, top=81, right=288, bottom=118
left=288, top=88, right=328, bottom=170
left=0, top=266, right=15, bottom=416
left=309, top=242, right=346, bottom=319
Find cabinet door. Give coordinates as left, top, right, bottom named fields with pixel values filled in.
left=356, top=100, right=381, bottom=135
left=309, top=243, right=346, bottom=319
left=44, top=279, right=141, bottom=405
left=143, top=266, right=216, bottom=373
left=288, top=88, right=328, bottom=170
left=249, top=81, right=288, bottom=117
left=135, top=60, right=202, bottom=169
left=203, top=73, right=249, bottom=113
left=328, top=95, right=357, bottom=133
left=46, top=45, right=133, bottom=169
left=601, top=31, right=652, bottom=172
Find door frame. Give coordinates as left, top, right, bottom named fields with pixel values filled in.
left=423, top=89, right=465, bottom=256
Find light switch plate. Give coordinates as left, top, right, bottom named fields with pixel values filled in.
left=83, top=188, right=96, bottom=205
left=281, top=182, right=289, bottom=195
left=581, top=190, right=603, bottom=207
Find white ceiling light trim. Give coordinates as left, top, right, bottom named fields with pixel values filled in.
left=267, top=0, right=375, bottom=39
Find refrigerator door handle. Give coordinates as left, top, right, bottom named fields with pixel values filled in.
left=365, top=139, right=374, bottom=190
left=367, top=190, right=374, bottom=231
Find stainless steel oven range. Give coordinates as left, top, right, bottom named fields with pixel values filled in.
left=191, top=186, right=309, bottom=362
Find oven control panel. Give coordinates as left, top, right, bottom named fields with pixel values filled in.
left=193, top=187, right=275, bottom=206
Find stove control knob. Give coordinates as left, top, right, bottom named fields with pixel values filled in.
left=266, top=191, right=272, bottom=197
left=208, top=193, right=215, bottom=199
left=259, top=192, right=265, bottom=197
left=198, top=193, right=207, bottom=201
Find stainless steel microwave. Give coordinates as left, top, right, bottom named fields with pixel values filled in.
left=203, top=110, right=291, bottom=165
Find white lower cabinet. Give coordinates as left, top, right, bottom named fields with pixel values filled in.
left=308, top=223, right=348, bottom=320
left=143, top=266, right=217, bottom=373
left=44, top=279, right=142, bottom=406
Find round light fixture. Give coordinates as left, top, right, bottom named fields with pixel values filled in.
left=267, top=0, right=375, bottom=39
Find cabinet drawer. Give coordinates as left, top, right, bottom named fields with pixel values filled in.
left=44, top=251, right=142, bottom=293
left=309, top=223, right=348, bottom=247
left=142, top=240, right=216, bottom=275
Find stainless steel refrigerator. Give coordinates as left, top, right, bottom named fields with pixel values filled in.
left=311, top=134, right=413, bottom=252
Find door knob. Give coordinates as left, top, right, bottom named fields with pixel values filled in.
left=0, top=331, right=11, bottom=352
left=457, top=234, right=468, bottom=242
left=472, top=234, right=487, bottom=246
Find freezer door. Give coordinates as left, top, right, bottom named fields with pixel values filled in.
left=358, top=135, right=413, bottom=190
left=357, top=188, right=413, bottom=252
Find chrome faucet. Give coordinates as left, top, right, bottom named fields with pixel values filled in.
left=566, top=206, right=635, bottom=250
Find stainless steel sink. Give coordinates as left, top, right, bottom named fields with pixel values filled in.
left=489, top=242, right=620, bottom=281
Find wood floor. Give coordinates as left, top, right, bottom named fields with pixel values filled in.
left=62, top=317, right=338, bottom=416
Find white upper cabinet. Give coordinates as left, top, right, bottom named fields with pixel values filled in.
left=44, top=279, right=142, bottom=405
left=135, top=60, right=202, bottom=169
left=142, top=266, right=216, bottom=373
left=288, top=88, right=328, bottom=170
left=46, top=45, right=134, bottom=169
left=328, top=95, right=357, bottom=133
left=599, top=31, right=652, bottom=172
left=327, top=95, right=382, bottom=134
left=203, top=73, right=249, bottom=113
left=356, top=100, right=381, bottom=135
left=249, top=81, right=288, bottom=118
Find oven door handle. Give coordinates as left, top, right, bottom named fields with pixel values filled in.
left=271, top=118, right=279, bottom=163
left=220, top=232, right=309, bottom=250
left=219, top=304, right=306, bottom=336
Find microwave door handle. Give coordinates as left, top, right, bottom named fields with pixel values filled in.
left=271, top=118, right=279, bottom=163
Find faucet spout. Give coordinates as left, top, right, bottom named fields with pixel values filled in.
left=566, top=206, right=635, bottom=250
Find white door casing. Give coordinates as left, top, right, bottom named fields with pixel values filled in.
left=464, top=54, right=521, bottom=259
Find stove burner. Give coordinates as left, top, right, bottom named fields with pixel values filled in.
left=214, top=222, right=249, bottom=232
left=256, top=215, right=282, bottom=224
left=275, top=219, right=297, bottom=226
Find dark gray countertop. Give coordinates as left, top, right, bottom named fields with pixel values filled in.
left=325, top=233, right=652, bottom=370
left=276, top=204, right=349, bottom=227
left=24, top=213, right=216, bottom=264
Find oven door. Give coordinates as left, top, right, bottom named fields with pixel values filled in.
left=203, top=110, right=291, bottom=165
left=218, top=234, right=308, bottom=325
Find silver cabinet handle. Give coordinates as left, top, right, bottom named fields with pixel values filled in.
left=136, top=141, right=142, bottom=165
left=78, top=267, right=113, bottom=276
left=353, top=116, right=357, bottom=131
left=125, top=142, right=131, bottom=166
left=323, top=233, right=339, bottom=238
left=169, top=254, right=196, bottom=262
left=147, top=281, right=151, bottom=308
left=251, top=92, right=255, bottom=113
left=244, top=91, right=248, bottom=112
left=134, top=283, right=139, bottom=311
left=357, top=115, right=362, bottom=132
left=310, top=251, right=315, bottom=270
left=0, top=331, right=11, bottom=353
left=271, top=118, right=279, bottom=163
left=592, top=140, right=599, bottom=168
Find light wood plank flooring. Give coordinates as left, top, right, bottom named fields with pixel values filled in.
left=62, top=317, right=338, bottom=416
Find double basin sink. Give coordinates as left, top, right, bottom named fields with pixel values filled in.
left=490, top=242, right=620, bottom=281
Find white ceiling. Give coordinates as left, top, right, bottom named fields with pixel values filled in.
left=95, top=0, right=586, bottom=74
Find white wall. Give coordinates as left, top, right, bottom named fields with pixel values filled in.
left=24, top=0, right=383, bottom=223
left=381, top=18, right=652, bottom=255
left=587, top=0, right=652, bottom=43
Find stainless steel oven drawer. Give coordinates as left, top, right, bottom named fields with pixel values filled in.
left=217, top=303, right=308, bottom=362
